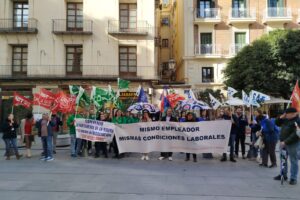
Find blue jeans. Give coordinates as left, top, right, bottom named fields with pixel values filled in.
left=70, top=134, right=76, bottom=155
left=286, top=142, right=300, bottom=180
left=41, top=136, right=53, bottom=158
left=229, top=134, right=236, bottom=158
left=76, top=138, right=82, bottom=155
left=4, top=138, right=19, bottom=156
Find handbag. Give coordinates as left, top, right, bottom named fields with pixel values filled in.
left=254, top=136, right=264, bottom=149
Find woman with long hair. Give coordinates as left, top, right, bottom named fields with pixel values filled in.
left=141, top=110, right=152, bottom=160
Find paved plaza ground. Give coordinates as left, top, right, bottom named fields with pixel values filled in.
left=0, top=140, right=299, bottom=200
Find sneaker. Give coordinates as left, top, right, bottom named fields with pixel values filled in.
left=145, top=156, right=149, bottom=161
left=40, top=157, right=46, bottom=161
left=274, top=175, right=287, bottom=181
left=230, top=158, right=237, bottom=163
left=141, top=155, right=145, bottom=160
left=289, top=179, right=297, bottom=185
left=168, top=157, right=173, bottom=161
left=46, top=157, right=54, bottom=162
left=158, top=156, right=165, bottom=160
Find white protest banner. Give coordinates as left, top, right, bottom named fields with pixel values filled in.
left=75, top=119, right=115, bottom=142
left=115, top=121, right=232, bottom=154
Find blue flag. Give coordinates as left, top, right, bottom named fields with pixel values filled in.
left=138, top=87, right=148, bottom=103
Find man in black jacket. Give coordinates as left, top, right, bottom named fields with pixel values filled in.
left=158, top=108, right=177, bottom=161
left=274, top=107, right=300, bottom=185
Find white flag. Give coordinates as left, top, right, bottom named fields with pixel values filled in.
left=242, top=90, right=250, bottom=107
left=186, top=89, right=197, bottom=100
left=249, top=90, right=270, bottom=107
left=209, top=93, right=222, bottom=110
left=227, top=87, right=238, bottom=99
left=76, top=86, right=85, bottom=104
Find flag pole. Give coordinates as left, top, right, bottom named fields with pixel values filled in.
left=11, top=105, right=14, bottom=114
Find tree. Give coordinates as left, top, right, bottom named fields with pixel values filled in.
left=223, top=30, right=300, bottom=99
left=195, top=89, right=224, bottom=104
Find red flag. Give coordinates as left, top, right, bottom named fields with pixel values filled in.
left=52, top=91, right=76, bottom=113
left=13, top=92, right=32, bottom=109
left=33, top=89, right=55, bottom=109
left=291, top=80, right=300, bottom=112
left=166, top=93, right=185, bottom=108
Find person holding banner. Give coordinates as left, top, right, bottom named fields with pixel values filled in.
left=2, top=114, right=22, bottom=160
left=220, top=109, right=237, bottom=162
left=111, top=109, right=126, bottom=159
left=94, top=112, right=109, bottom=158
left=234, top=107, right=249, bottom=159
left=185, top=112, right=197, bottom=162
left=67, top=111, right=82, bottom=157
left=36, top=113, right=55, bottom=161
left=141, top=110, right=152, bottom=161
left=158, top=108, right=178, bottom=161
left=179, top=111, right=186, bottom=122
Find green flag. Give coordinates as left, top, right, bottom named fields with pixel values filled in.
left=91, top=86, right=110, bottom=108
left=118, top=78, right=130, bottom=90
left=69, top=85, right=80, bottom=95
left=73, top=86, right=90, bottom=107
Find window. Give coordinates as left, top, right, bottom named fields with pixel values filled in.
left=162, top=62, right=169, bottom=75
left=232, top=0, right=246, bottom=17
left=12, top=45, right=28, bottom=75
left=268, top=0, right=285, bottom=17
left=120, top=4, right=137, bottom=31
left=162, top=39, right=169, bottom=48
left=234, top=32, right=246, bottom=53
left=13, top=2, right=29, bottom=29
left=66, top=46, right=82, bottom=75
left=200, top=33, right=212, bottom=54
left=67, top=3, right=83, bottom=31
left=198, top=0, right=215, bottom=18
left=161, top=17, right=169, bottom=26
left=202, top=67, right=214, bottom=83
left=119, top=46, right=137, bottom=75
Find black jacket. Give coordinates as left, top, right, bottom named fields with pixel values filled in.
left=2, top=119, right=19, bottom=139
left=161, top=116, right=178, bottom=122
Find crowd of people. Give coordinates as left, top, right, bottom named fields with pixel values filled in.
left=1, top=106, right=300, bottom=185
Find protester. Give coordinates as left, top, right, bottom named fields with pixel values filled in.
left=185, top=112, right=197, bottom=162
left=24, top=113, right=35, bottom=158
left=274, top=107, right=300, bottom=185
left=2, top=114, right=22, bottom=160
left=199, top=110, right=213, bottom=159
left=75, top=111, right=88, bottom=156
left=51, top=113, right=63, bottom=154
left=234, top=107, right=249, bottom=159
left=140, top=110, right=152, bottom=161
left=259, top=113, right=279, bottom=168
left=248, top=110, right=263, bottom=161
left=111, top=109, right=125, bottom=159
left=179, top=111, right=186, bottom=122
left=67, top=111, right=82, bottom=157
left=159, top=108, right=177, bottom=161
left=95, top=112, right=109, bottom=158
left=36, top=113, right=55, bottom=161
left=220, top=108, right=237, bottom=162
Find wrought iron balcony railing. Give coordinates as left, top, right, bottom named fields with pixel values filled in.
left=52, top=19, right=93, bottom=35
left=0, top=18, right=38, bottom=34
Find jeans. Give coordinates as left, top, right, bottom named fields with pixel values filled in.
left=286, top=142, right=300, bottom=180
left=223, top=134, right=236, bottom=159
left=235, top=133, right=246, bottom=156
left=76, top=138, right=83, bottom=155
left=52, top=131, right=59, bottom=151
left=70, top=134, right=76, bottom=155
left=95, top=142, right=108, bottom=157
left=4, top=138, right=19, bottom=156
left=41, top=136, right=53, bottom=158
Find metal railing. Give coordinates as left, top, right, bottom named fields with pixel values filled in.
left=229, top=44, right=247, bottom=55
left=194, top=8, right=220, bottom=20
left=108, top=20, right=151, bottom=35
left=195, top=44, right=222, bottom=56
left=0, top=65, right=158, bottom=80
left=229, top=8, right=256, bottom=19
left=264, top=7, right=292, bottom=18
left=52, top=19, right=93, bottom=34
left=0, top=18, right=38, bottom=33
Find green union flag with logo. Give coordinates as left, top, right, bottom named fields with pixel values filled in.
left=118, top=78, right=130, bottom=90
left=69, top=85, right=90, bottom=107
left=91, top=86, right=110, bottom=108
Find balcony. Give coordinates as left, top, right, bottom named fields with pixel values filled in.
left=194, top=8, right=221, bottom=24
left=228, top=8, right=256, bottom=24
left=263, top=7, right=292, bottom=24
left=229, top=44, right=247, bottom=56
left=194, top=44, right=222, bottom=58
left=0, top=65, right=158, bottom=80
left=52, top=19, right=93, bottom=35
left=108, top=20, right=151, bottom=36
left=0, top=19, right=38, bottom=34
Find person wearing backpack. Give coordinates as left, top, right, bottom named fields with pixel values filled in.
left=260, top=113, right=279, bottom=168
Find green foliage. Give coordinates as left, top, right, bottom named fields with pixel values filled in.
left=195, top=89, right=224, bottom=104
left=223, top=30, right=300, bottom=99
